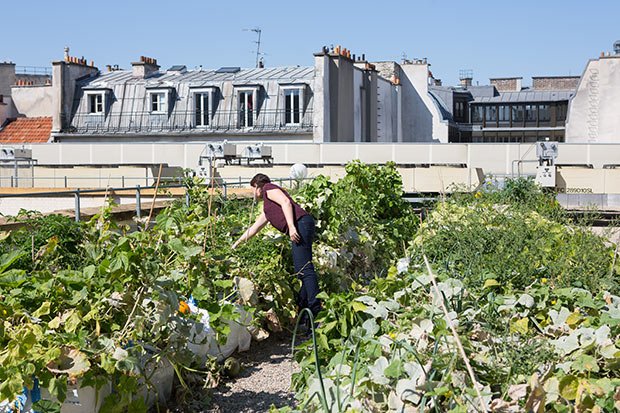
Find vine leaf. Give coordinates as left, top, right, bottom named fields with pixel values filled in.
left=46, top=347, right=91, bottom=378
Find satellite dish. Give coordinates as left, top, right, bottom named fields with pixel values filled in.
left=290, top=163, right=308, bottom=180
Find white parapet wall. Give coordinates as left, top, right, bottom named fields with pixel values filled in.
left=22, top=142, right=620, bottom=173
left=213, top=164, right=484, bottom=194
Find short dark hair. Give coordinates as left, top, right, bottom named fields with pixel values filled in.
left=250, top=173, right=271, bottom=189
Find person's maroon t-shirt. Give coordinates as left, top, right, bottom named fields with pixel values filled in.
left=262, top=183, right=308, bottom=234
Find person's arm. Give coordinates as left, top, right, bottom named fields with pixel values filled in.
left=232, top=212, right=269, bottom=249
left=265, top=188, right=301, bottom=243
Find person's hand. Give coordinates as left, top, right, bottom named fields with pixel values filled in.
left=289, top=227, right=301, bottom=244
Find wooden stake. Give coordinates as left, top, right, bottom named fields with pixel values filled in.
left=145, top=164, right=163, bottom=230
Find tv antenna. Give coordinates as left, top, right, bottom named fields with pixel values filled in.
left=243, top=27, right=263, bottom=68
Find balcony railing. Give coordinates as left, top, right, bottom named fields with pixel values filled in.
left=67, top=109, right=313, bottom=134
left=15, top=66, right=52, bottom=76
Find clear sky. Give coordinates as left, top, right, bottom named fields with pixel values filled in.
left=3, top=0, right=619, bottom=86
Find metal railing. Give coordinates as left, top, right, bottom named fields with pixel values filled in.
left=68, top=109, right=314, bottom=134
left=15, top=66, right=52, bottom=76
left=0, top=177, right=310, bottom=222
left=0, top=175, right=184, bottom=189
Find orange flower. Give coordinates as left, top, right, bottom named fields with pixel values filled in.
left=179, top=301, right=190, bottom=314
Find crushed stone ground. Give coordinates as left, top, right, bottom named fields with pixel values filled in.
left=205, top=332, right=299, bottom=412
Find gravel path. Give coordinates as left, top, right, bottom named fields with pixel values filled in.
left=206, top=332, right=299, bottom=412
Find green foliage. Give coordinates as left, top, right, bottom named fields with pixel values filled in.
left=3, top=168, right=619, bottom=413
left=297, top=161, right=419, bottom=289
left=290, top=176, right=620, bottom=412
left=0, top=211, right=84, bottom=271
left=413, top=178, right=615, bottom=292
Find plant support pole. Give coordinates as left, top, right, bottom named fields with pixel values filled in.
left=136, top=185, right=141, bottom=218
left=145, top=164, right=163, bottom=230
left=74, top=189, right=81, bottom=222
left=423, top=255, right=487, bottom=412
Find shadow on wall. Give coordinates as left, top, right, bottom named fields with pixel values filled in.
left=399, top=74, right=440, bottom=143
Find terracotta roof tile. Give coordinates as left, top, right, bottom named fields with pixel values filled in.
left=0, top=117, right=52, bottom=143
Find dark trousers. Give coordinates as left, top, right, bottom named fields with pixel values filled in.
left=292, top=215, right=321, bottom=317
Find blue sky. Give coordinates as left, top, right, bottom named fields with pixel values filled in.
left=3, top=0, right=619, bottom=86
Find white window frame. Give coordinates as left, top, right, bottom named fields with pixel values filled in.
left=192, top=88, right=216, bottom=128
left=281, top=86, right=304, bottom=125
left=236, top=87, right=259, bottom=128
left=149, top=91, right=169, bottom=114
left=85, top=91, right=106, bottom=114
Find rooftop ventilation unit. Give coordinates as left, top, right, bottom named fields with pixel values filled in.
left=204, top=142, right=237, bottom=159
left=195, top=141, right=237, bottom=178
left=215, top=67, right=241, bottom=74
left=535, top=141, right=558, bottom=188
left=241, top=144, right=272, bottom=163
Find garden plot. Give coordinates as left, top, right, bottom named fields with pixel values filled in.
left=1, top=165, right=618, bottom=412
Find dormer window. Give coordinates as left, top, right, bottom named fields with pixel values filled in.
left=85, top=92, right=107, bottom=114
left=280, top=84, right=306, bottom=126
left=238, top=90, right=254, bottom=127
left=235, top=86, right=261, bottom=128
left=284, top=88, right=302, bottom=125
left=150, top=92, right=167, bottom=114
left=191, top=88, right=217, bottom=127
left=89, top=94, right=104, bottom=113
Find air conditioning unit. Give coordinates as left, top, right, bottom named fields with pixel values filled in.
left=14, top=148, right=32, bottom=159
left=535, top=141, right=558, bottom=188
left=242, top=144, right=272, bottom=159
left=205, top=142, right=236, bottom=158
left=0, top=148, right=15, bottom=160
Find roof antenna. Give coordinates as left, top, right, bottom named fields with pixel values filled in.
left=243, top=27, right=263, bottom=68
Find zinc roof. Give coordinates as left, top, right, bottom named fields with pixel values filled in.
left=85, top=66, right=315, bottom=88
left=472, top=90, right=574, bottom=104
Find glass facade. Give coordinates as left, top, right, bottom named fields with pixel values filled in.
left=463, top=101, right=569, bottom=143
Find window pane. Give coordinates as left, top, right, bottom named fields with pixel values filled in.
left=538, top=105, right=550, bottom=122
left=195, top=93, right=209, bottom=126
left=556, top=103, right=567, bottom=121
left=293, top=92, right=300, bottom=123
left=160, top=94, right=166, bottom=113
left=499, top=105, right=510, bottom=121
left=239, top=91, right=252, bottom=127
left=239, top=92, right=246, bottom=127
left=471, top=106, right=483, bottom=122
left=285, top=92, right=291, bottom=124
left=203, top=95, right=209, bottom=125
left=151, top=93, right=166, bottom=113
left=512, top=105, right=524, bottom=122
left=194, top=94, right=201, bottom=126
left=525, top=104, right=536, bottom=121
left=485, top=106, right=497, bottom=122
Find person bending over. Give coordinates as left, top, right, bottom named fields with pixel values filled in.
left=232, top=173, right=321, bottom=324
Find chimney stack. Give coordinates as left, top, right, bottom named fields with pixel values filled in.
left=459, top=69, right=473, bottom=88
left=460, top=77, right=472, bottom=87
left=132, top=56, right=160, bottom=78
